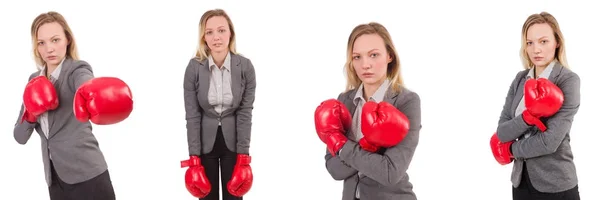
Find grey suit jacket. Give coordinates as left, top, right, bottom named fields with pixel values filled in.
left=183, top=53, right=256, bottom=155
left=496, top=62, right=580, bottom=193
left=13, top=57, right=108, bottom=186
left=325, top=86, right=421, bottom=200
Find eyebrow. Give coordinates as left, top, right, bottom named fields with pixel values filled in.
left=205, top=26, right=227, bottom=30
left=353, top=48, right=381, bottom=54
left=526, top=36, right=550, bottom=41
left=37, top=35, right=60, bottom=41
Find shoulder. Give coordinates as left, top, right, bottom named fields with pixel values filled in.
left=555, top=66, right=580, bottom=90
left=337, top=88, right=357, bottom=102
left=66, top=58, right=92, bottom=74
left=394, top=87, right=420, bottom=109
left=232, top=53, right=254, bottom=68
left=28, top=71, right=40, bottom=81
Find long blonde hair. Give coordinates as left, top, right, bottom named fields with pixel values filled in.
left=344, top=22, right=403, bottom=93
left=31, top=11, right=79, bottom=69
left=195, top=9, right=237, bottom=61
left=520, top=12, right=568, bottom=69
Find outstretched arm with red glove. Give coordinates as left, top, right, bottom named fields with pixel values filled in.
left=70, top=63, right=133, bottom=125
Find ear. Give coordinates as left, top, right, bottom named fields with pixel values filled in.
left=387, top=53, right=393, bottom=63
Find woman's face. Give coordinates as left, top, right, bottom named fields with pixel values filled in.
left=37, top=22, right=68, bottom=68
left=526, top=23, right=559, bottom=68
left=352, top=33, right=392, bottom=86
left=204, top=16, right=231, bottom=54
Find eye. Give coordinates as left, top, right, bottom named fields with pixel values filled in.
left=38, top=41, right=44, bottom=45
left=52, top=38, right=59, bottom=43
left=370, top=53, right=379, bottom=58
left=352, top=55, right=360, bottom=60
left=526, top=41, right=532, bottom=45
left=541, top=40, right=548, bottom=44
left=219, top=29, right=226, bottom=33
left=206, top=31, right=213, bottom=35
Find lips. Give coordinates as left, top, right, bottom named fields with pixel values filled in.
left=362, top=73, right=374, bottom=77
left=47, top=56, right=57, bottom=60
left=534, top=56, right=544, bottom=61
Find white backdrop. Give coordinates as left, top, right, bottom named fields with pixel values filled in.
left=0, top=0, right=598, bottom=199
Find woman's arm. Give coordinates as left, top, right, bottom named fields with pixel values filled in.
left=14, top=73, right=40, bottom=144
left=496, top=71, right=532, bottom=142
left=184, top=59, right=203, bottom=156
left=324, top=92, right=358, bottom=181
left=511, top=73, right=580, bottom=158
left=69, top=60, right=94, bottom=91
left=235, top=59, right=256, bottom=155
left=338, top=91, right=421, bottom=186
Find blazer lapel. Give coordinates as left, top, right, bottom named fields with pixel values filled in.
left=197, top=59, right=217, bottom=116
left=547, top=62, right=563, bottom=83
left=48, top=58, right=72, bottom=138
left=383, top=86, right=400, bottom=105
left=230, top=54, right=242, bottom=109
left=343, top=89, right=358, bottom=117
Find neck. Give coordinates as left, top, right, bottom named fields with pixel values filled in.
left=211, top=51, right=228, bottom=67
left=46, top=64, right=58, bottom=77
left=534, top=62, right=551, bottom=78
left=362, top=79, right=385, bottom=100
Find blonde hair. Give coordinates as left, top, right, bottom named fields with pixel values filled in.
left=30, top=11, right=79, bottom=69
left=195, top=9, right=237, bottom=61
left=520, top=11, right=568, bottom=69
left=344, top=22, right=403, bottom=92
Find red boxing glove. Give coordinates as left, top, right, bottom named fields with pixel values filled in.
left=360, top=101, right=410, bottom=152
left=523, top=78, right=564, bottom=132
left=314, top=99, right=352, bottom=156
left=227, top=154, right=253, bottom=197
left=181, top=156, right=211, bottom=198
left=74, top=77, right=133, bottom=125
left=490, top=132, right=514, bottom=165
left=22, top=76, right=59, bottom=123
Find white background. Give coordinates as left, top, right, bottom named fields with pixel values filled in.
left=1, top=0, right=598, bottom=199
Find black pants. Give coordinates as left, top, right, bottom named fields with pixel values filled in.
left=48, top=161, right=115, bottom=200
left=200, top=126, right=241, bottom=200
left=513, top=162, right=580, bottom=200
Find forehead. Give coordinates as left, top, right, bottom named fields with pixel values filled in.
left=353, top=33, right=385, bottom=52
left=527, top=23, right=554, bottom=39
left=205, top=16, right=228, bottom=28
left=37, top=22, right=65, bottom=39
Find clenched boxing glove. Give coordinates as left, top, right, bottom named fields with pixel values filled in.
left=490, top=132, right=514, bottom=165
left=74, top=77, right=133, bottom=125
left=22, top=76, right=59, bottom=123
left=359, top=101, right=410, bottom=152
left=314, top=99, right=352, bottom=156
left=181, top=156, right=211, bottom=198
left=227, top=154, right=253, bottom=197
left=523, top=78, right=564, bottom=132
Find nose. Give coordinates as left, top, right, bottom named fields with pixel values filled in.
left=360, top=60, right=372, bottom=70
left=533, top=43, right=542, bottom=54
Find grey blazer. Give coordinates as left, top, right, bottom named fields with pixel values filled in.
left=325, top=86, right=422, bottom=200
left=13, top=57, right=108, bottom=186
left=183, top=53, right=256, bottom=155
left=496, top=62, right=580, bottom=193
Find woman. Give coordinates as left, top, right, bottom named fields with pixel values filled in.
left=315, top=22, right=422, bottom=200
left=490, top=12, right=581, bottom=200
left=180, top=8, right=256, bottom=200
left=13, top=11, right=133, bottom=200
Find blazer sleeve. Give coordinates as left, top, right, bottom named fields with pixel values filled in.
left=496, top=71, right=532, bottom=142
left=69, top=60, right=95, bottom=91
left=14, top=73, right=40, bottom=144
left=235, top=58, right=256, bottom=155
left=324, top=92, right=358, bottom=180
left=338, top=91, right=422, bottom=187
left=511, top=72, right=580, bottom=158
left=184, top=59, right=203, bottom=156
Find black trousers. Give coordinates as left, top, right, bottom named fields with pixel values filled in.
left=200, top=126, right=241, bottom=200
left=48, top=161, right=115, bottom=200
left=512, top=162, right=580, bottom=200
